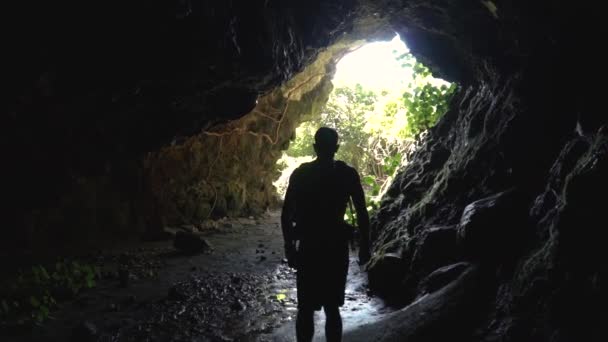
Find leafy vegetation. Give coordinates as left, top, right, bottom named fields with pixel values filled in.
left=0, top=260, right=100, bottom=326
left=274, top=47, right=457, bottom=220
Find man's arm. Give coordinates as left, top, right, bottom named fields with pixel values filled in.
left=351, top=170, right=371, bottom=265
left=281, top=172, right=297, bottom=268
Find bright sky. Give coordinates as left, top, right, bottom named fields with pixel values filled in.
left=333, top=34, right=414, bottom=91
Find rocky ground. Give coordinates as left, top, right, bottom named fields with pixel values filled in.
left=2, top=211, right=392, bottom=342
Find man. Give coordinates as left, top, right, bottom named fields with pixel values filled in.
left=281, top=127, right=371, bottom=342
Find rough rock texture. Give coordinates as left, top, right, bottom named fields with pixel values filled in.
left=365, top=1, right=606, bottom=340
left=2, top=0, right=606, bottom=340
left=143, top=48, right=340, bottom=225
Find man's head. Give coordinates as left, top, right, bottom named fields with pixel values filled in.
left=313, top=127, right=339, bottom=160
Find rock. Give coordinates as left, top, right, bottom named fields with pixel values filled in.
left=179, top=225, right=197, bottom=233
left=173, top=231, right=211, bottom=255
left=198, top=220, right=217, bottom=230
left=230, top=299, right=246, bottom=312
left=342, top=265, right=482, bottom=342
left=75, top=295, right=93, bottom=308
left=141, top=229, right=175, bottom=242
left=121, top=295, right=137, bottom=307
left=118, top=268, right=130, bottom=288
left=71, top=321, right=97, bottom=342
left=167, top=285, right=187, bottom=301
left=222, top=222, right=234, bottom=229
left=410, top=225, right=461, bottom=278
left=456, top=189, right=525, bottom=261
left=118, top=253, right=132, bottom=264
left=367, top=252, right=407, bottom=303
left=419, top=262, right=472, bottom=295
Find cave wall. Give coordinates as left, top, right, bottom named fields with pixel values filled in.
left=364, top=1, right=606, bottom=341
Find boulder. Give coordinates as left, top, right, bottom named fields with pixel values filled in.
left=456, top=189, right=525, bottom=261
left=173, top=231, right=212, bottom=255
left=411, top=225, right=461, bottom=277
left=367, top=252, right=407, bottom=303
left=419, top=262, right=472, bottom=295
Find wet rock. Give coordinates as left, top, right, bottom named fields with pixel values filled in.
left=456, top=189, right=526, bottom=261
left=71, top=321, right=97, bottom=342
left=343, top=265, right=482, bottom=342
left=173, top=231, right=211, bottom=255
left=367, top=252, right=406, bottom=302
left=419, top=262, right=472, bottom=295
left=411, top=225, right=461, bottom=278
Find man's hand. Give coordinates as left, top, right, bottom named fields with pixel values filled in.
left=285, top=243, right=297, bottom=269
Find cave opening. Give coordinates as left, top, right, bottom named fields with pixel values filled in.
left=274, top=34, right=455, bottom=215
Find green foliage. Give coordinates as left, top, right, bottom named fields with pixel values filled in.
left=396, top=51, right=457, bottom=138
left=0, top=260, right=100, bottom=326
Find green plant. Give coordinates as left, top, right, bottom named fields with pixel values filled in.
left=0, top=259, right=100, bottom=326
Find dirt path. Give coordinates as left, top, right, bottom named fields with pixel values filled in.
left=7, top=211, right=393, bottom=342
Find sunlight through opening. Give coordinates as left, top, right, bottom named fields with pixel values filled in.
left=274, top=34, right=456, bottom=215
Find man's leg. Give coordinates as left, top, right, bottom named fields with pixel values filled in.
left=296, top=307, right=314, bottom=342
left=324, top=305, right=342, bottom=342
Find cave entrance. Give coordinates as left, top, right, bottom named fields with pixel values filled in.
left=274, top=35, right=455, bottom=213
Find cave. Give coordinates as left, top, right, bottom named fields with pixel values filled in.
left=2, top=1, right=605, bottom=341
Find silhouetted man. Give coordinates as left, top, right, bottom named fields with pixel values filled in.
left=281, top=127, right=371, bottom=342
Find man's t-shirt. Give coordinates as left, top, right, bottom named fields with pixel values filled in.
left=286, top=159, right=361, bottom=243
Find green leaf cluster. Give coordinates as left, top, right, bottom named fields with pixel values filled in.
left=0, top=260, right=100, bottom=326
